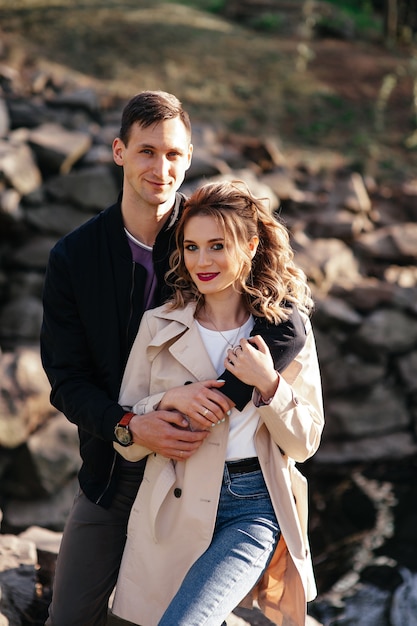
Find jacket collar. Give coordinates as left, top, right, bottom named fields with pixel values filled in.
left=147, top=303, right=218, bottom=381
left=103, top=191, right=185, bottom=256
left=151, top=301, right=197, bottom=326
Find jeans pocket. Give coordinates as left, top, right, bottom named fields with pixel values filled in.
left=227, top=470, right=269, bottom=499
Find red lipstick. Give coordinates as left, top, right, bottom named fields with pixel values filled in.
left=197, top=273, right=219, bottom=282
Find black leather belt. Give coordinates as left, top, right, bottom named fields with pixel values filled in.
left=226, top=457, right=261, bottom=475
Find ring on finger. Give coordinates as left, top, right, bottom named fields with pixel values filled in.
left=233, top=345, right=242, bottom=356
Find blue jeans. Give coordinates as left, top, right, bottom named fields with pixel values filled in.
left=158, top=464, right=281, bottom=626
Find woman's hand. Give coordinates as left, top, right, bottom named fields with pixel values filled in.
left=158, top=380, right=234, bottom=431
left=225, top=335, right=279, bottom=402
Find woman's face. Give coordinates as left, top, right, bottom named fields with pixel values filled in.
left=182, top=214, right=257, bottom=298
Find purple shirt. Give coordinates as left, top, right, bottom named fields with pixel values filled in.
left=125, top=232, right=157, bottom=310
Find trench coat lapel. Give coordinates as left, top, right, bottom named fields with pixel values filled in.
left=147, top=304, right=219, bottom=381
left=169, top=322, right=219, bottom=381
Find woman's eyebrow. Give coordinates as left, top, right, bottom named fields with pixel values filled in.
left=184, top=237, right=225, bottom=242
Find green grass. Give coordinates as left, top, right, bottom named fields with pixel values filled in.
left=321, top=0, right=383, bottom=36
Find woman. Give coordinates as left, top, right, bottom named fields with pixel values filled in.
left=112, top=180, right=324, bottom=626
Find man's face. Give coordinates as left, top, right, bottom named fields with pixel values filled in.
left=112, top=117, right=193, bottom=211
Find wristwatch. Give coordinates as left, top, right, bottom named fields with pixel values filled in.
left=114, top=412, right=135, bottom=447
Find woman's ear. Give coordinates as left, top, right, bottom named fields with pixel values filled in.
left=248, top=236, right=259, bottom=258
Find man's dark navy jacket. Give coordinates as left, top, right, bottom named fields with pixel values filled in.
left=41, top=195, right=305, bottom=507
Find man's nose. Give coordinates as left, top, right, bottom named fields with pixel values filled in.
left=153, top=156, right=170, bottom=178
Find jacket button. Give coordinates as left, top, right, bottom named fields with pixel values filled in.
left=174, top=488, right=182, bottom=498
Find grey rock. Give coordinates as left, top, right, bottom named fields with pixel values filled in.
left=26, top=415, right=80, bottom=495
left=293, top=236, right=361, bottom=289
left=7, top=271, right=45, bottom=301
left=28, top=122, right=92, bottom=175
left=6, top=98, right=48, bottom=128
left=0, top=296, right=43, bottom=344
left=0, top=98, right=10, bottom=138
left=326, top=382, right=409, bottom=438
left=0, top=535, right=38, bottom=626
left=316, top=431, right=417, bottom=463
left=339, top=584, right=391, bottom=625
left=0, top=188, right=21, bottom=218
left=0, top=139, right=42, bottom=195
left=395, top=350, right=417, bottom=393
left=391, top=569, right=417, bottom=626
left=2, top=477, right=78, bottom=533
left=330, top=278, right=402, bottom=312
left=321, top=353, right=385, bottom=394
left=24, top=203, right=96, bottom=236
left=307, top=207, right=373, bottom=241
left=44, top=165, right=119, bottom=211
left=352, top=308, right=417, bottom=358
left=9, top=236, right=58, bottom=271
left=356, top=223, right=417, bottom=262
left=327, top=172, right=372, bottom=213
left=314, top=296, right=363, bottom=329
left=0, top=348, right=53, bottom=448
left=47, top=87, right=100, bottom=116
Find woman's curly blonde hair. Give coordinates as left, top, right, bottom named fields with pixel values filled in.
left=166, top=180, right=313, bottom=323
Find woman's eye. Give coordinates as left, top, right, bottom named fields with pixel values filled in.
left=185, top=244, right=197, bottom=251
left=212, top=243, right=224, bottom=250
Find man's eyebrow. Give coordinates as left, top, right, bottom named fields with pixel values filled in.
left=138, top=142, right=185, bottom=153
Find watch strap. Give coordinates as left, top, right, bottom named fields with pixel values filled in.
left=119, top=412, right=135, bottom=427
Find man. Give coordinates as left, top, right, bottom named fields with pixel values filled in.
left=41, top=91, right=231, bottom=626
left=41, top=90, right=306, bottom=625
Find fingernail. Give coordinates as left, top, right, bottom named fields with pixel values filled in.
left=226, top=409, right=232, bottom=416
left=211, top=423, right=216, bottom=428
left=221, top=418, right=226, bottom=423
left=217, top=379, right=226, bottom=383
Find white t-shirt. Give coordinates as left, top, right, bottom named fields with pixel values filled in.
left=196, top=316, right=258, bottom=460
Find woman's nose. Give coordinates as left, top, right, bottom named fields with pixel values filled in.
left=198, top=249, right=211, bottom=266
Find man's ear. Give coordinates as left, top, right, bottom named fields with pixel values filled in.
left=112, top=137, right=125, bottom=166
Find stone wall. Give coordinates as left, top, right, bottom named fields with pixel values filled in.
left=1, top=58, right=417, bottom=625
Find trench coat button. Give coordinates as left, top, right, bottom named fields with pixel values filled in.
left=174, top=488, right=182, bottom=498
left=184, top=381, right=193, bottom=385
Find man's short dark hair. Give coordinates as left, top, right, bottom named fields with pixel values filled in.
left=119, top=90, right=192, bottom=145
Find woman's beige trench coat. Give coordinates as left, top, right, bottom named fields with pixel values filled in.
left=112, top=303, right=324, bottom=626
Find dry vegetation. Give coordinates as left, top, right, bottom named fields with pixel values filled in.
left=0, top=0, right=416, bottom=181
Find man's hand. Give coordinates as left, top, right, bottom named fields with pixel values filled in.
left=129, top=410, right=209, bottom=462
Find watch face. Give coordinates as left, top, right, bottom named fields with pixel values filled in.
left=115, top=425, right=132, bottom=446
